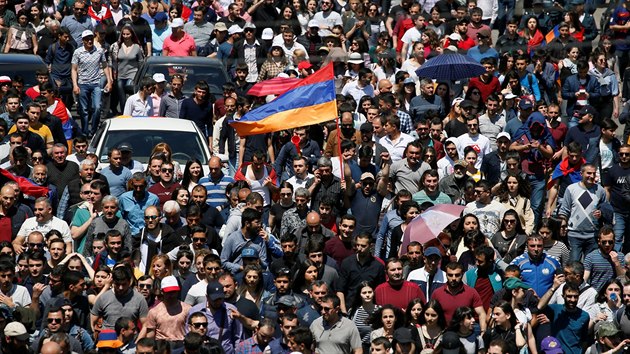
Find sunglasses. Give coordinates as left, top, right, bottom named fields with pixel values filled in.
left=47, top=318, right=62, bottom=324
left=192, top=237, right=207, bottom=242
left=28, top=243, right=43, bottom=248
left=504, top=219, right=516, bottom=224
left=138, top=284, right=152, bottom=289
left=191, top=322, right=208, bottom=328
left=161, top=168, right=174, bottom=173
left=601, top=240, right=614, bottom=245
left=144, top=215, right=159, bottom=220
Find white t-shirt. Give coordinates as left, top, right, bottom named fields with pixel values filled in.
left=18, top=216, right=72, bottom=244
left=184, top=279, right=209, bottom=307
left=312, top=10, right=342, bottom=37
left=5, top=284, right=31, bottom=307
left=456, top=133, right=492, bottom=169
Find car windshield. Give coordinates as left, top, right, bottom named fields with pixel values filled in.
left=100, top=130, right=208, bottom=165
left=145, top=64, right=226, bottom=95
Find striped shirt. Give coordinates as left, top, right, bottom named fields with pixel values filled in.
left=584, top=249, right=625, bottom=292
left=198, top=173, right=235, bottom=209
left=71, top=45, right=106, bottom=85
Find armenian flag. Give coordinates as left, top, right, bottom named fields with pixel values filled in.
left=229, top=63, right=338, bottom=136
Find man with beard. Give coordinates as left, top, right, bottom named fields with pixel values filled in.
left=407, top=246, right=446, bottom=300
left=0, top=261, right=30, bottom=310
left=91, top=265, right=148, bottom=331
left=221, top=208, right=269, bottom=274
left=547, top=261, right=597, bottom=309
left=139, top=276, right=190, bottom=349
left=389, top=141, right=430, bottom=195
left=510, top=235, right=561, bottom=296
left=57, top=159, right=108, bottom=220
left=186, top=281, right=243, bottom=354
left=481, top=132, right=511, bottom=188
left=309, top=294, right=361, bottom=354
left=463, top=180, right=508, bottom=236
left=432, top=262, right=487, bottom=329
left=440, top=166, right=475, bottom=205
left=185, top=254, right=222, bottom=306
left=324, top=109, right=361, bottom=158
left=456, top=116, right=492, bottom=170
left=357, top=123, right=388, bottom=168
left=2, top=322, right=30, bottom=354
left=463, top=245, right=504, bottom=312
left=47, top=144, right=79, bottom=204
left=270, top=234, right=300, bottom=276
left=119, top=173, right=160, bottom=235
left=133, top=206, right=176, bottom=275
left=60, top=0, right=93, bottom=44
left=559, top=163, right=609, bottom=261
left=158, top=75, right=186, bottom=118
left=235, top=319, right=275, bottom=354
left=337, top=233, right=384, bottom=313
left=294, top=212, right=335, bottom=256
left=100, top=148, right=132, bottom=198
left=375, top=258, right=425, bottom=311
left=260, top=268, right=306, bottom=323
left=148, top=161, right=181, bottom=207
left=218, top=272, right=260, bottom=337
left=280, top=188, right=311, bottom=238
left=538, top=282, right=590, bottom=354
left=14, top=198, right=72, bottom=255
left=307, top=157, right=352, bottom=216
left=583, top=226, right=625, bottom=292
left=603, top=144, right=630, bottom=252
left=350, top=168, right=389, bottom=236
left=379, top=115, right=414, bottom=162
left=414, top=119, right=444, bottom=159
left=297, top=281, right=329, bottom=327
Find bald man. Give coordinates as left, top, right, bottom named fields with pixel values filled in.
left=198, top=156, right=236, bottom=210
left=294, top=211, right=335, bottom=255
left=132, top=205, right=176, bottom=274
left=378, top=79, right=393, bottom=94
left=0, top=185, right=31, bottom=243
left=40, top=341, right=63, bottom=354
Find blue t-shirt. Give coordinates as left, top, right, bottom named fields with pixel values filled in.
left=548, top=304, right=589, bottom=354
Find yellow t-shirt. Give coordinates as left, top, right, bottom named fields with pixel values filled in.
left=9, top=123, right=53, bottom=145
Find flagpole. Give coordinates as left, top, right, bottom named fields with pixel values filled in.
left=335, top=115, right=344, bottom=181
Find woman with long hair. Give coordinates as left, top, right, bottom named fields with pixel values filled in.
left=149, top=254, right=173, bottom=280
left=463, top=147, right=484, bottom=182
left=29, top=4, right=45, bottom=33
left=501, top=70, right=523, bottom=97
left=280, top=5, right=303, bottom=35
left=586, top=278, right=623, bottom=322
left=4, top=9, right=37, bottom=54
left=292, top=259, right=320, bottom=295
left=369, top=304, right=406, bottom=342
left=447, top=307, right=483, bottom=354
left=497, top=53, right=515, bottom=84
left=457, top=230, right=487, bottom=270
left=483, top=301, right=526, bottom=353
left=389, top=201, right=420, bottom=259
left=426, top=6, right=447, bottom=37
left=109, top=25, right=144, bottom=115
left=491, top=210, right=527, bottom=264
left=590, top=49, right=619, bottom=120
left=405, top=298, right=425, bottom=328
left=350, top=281, right=381, bottom=349
left=174, top=248, right=194, bottom=285
left=463, top=87, right=485, bottom=113
left=88, top=265, right=112, bottom=306
left=417, top=299, right=446, bottom=351
left=453, top=213, right=481, bottom=258
left=258, top=45, right=289, bottom=82
left=237, top=264, right=268, bottom=307
left=371, top=49, right=398, bottom=82
left=496, top=173, right=534, bottom=234
left=563, top=10, right=585, bottom=41
left=598, top=35, right=618, bottom=78
left=150, top=143, right=182, bottom=179
left=539, top=218, right=570, bottom=267
left=171, top=188, right=190, bottom=213
left=558, top=44, right=580, bottom=84
left=421, top=29, right=441, bottom=59
left=366, top=3, right=385, bottom=47
left=423, top=147, right=438, bottom=170
left=292, top=0, right=310, bottom=33
left=519, top=15, right=544, bottom=53
left=397, top=77, right=417, bottom=113
left=181, top=159, right=203, bottom=193
left=357, top=95, right=375, bottom=119
left=269, top=182, right=295, bottom=235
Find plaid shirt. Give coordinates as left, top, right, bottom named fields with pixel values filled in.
left=257, top=59, right=288, bottom=82
left=235, top=337, right=265, bottom=354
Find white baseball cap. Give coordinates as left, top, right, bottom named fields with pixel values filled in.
left=152, top=73, right=166, bottom=83
left=81, top=30, right=94, bottom=39
left=171, top=18, right=184, bottom=28
left=262, top=28, right=274, bottom=40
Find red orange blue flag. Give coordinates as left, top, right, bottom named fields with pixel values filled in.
left=229, top=63, right=338, bottom=136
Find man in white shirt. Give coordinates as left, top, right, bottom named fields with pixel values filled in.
left=124, top=77, right=155, bottom=117
left=312, top=0, right=342, bottom=37
left=456, top=115, right=492, bottom=169
left=13, top=197, right=72, bottom=255
left=379, top=115, right=415, bottom=162
left=341, top=68, right=375, bottom=104
left=275, top=27, right=308, bottom=66
left=400, top=14, right=425, bottom=60
left=437, top=138, right=459, bottom=179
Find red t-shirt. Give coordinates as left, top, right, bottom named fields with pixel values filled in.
left=148, top=182, right=181, bottom=207
left=431, top=285, right=483, bottom=324
left=324, top=236, right=355, bottom=268
left=468, top=77, right=501, bottom=102
left=0, top=216, right=11, bottom=243
left=375, top=281, right=426, bottom=311
left=474, top=276, right=494, bottom=311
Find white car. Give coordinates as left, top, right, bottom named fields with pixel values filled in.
left=89, top=117, right=212, bottom=175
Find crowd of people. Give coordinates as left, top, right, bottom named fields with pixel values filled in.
left=3, top=0, right=630, bottom=352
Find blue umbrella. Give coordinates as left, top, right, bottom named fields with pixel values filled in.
left=414, top=52, right=486, bottom=81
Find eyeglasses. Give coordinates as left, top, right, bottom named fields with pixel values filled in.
left=191, top=322, right=208, bottom=328
left=161, top=168, right=174, bottom=173
left=47, top=318, right=62, bottom=324
left=32, top=156, right=44, bottom=161
left=144, top=215, right=159, bottom=220
left=138, top=284, right=152, bottom=289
